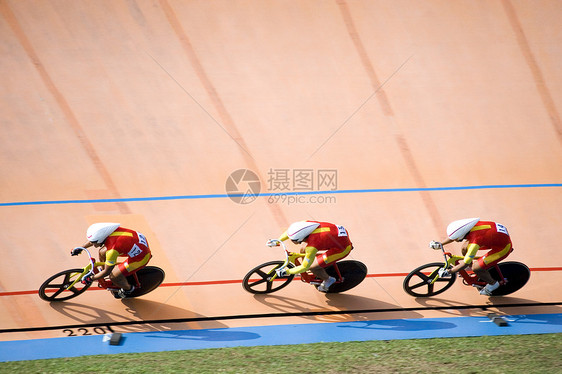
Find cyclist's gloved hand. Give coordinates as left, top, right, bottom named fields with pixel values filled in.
left=429, top=241, right=442, bottom=250
left=438, top=268, right=450, bottom=278
left=81, top=274, right=94, bottom=285
left=266, top=239, right=281, bottom=247
left=275, top=268, right=288, bottom=278
left=71, top=247, right=84, bottom=256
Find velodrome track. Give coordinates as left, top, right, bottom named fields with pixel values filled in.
left=1, top=0, right=561, bottom=360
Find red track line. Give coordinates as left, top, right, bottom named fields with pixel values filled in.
left=4, top=267, right=561, bottom=298
left=528, top=267, right=562, bottom=272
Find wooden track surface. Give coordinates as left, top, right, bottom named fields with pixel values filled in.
left=1, top=0, right=561, bottom=342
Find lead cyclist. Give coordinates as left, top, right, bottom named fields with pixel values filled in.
left=267, top=220, right=353, bottom=292
left=429, top=218, right=514, bottom=296
left=71, top=222, right=152, bottom=298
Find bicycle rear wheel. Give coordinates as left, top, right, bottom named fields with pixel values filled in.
left=39, top=268, right=91, bottom=301
left=124, top=266, right=165, bottom=298
left=324, top=260, right=367, bottom=293
left=403, top=262, right=456, bottom=297
left=242, top=261, right=295, bottom=294
left=488, top=261, right=530, bottom=296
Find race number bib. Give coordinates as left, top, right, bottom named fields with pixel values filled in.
left=137, top=232, right=148, bottom=247
left=496, top=223, right=509, bottom=236
left=128, top=244, right=143, bottom=257
left=336, top=225, right=348, bottom=237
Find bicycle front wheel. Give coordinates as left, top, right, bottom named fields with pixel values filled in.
left=39, top=268, right=91, bottom=301
left=403, top=262, right=456, bottom=297
left=242, top=261, right=295, bottom=294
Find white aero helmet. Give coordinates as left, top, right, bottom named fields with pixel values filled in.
left=287, top=221, right=320, bottom=243
left=86, top=222, right=120, bottom=243
left=446, top=218, right=480, bottom=240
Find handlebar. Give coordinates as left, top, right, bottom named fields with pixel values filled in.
left=266, top=240, right=306, bottom=276
left=435, top=242, right=450, bottom=265
left=270, top=241, right=290, bottom=271
left=72, top=247, right=96, bottom=282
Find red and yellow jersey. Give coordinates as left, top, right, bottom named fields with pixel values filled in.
left=304, top=221, right=352, bottom=252
left=279, top=221, right=351, bottom=251
left=463, top=221, right=511, bottom=264
left=279, top=221, right=352, bottom=275
left=103, top=227, right=151, bottom=266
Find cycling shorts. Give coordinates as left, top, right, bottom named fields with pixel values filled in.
left=117, top=252, right=152, bottom=277
left=316, top=245, right=353, bottom=268
left=476, top=244, right=513, bottom=270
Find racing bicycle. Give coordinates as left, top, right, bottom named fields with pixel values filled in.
left=403, top=244, right=530, bottom=297
left=38, top=247, right=165, bottom=301
left=242, top=241, right=367, bottom=294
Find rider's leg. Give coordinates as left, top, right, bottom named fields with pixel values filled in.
left=309, top=261, right=330, bottom=281
left=475, top=244, right=513, bottom=285
left=311, top=245, right=353, bottom=280
left=472, top=262, right=496, bottom=284
left=109, top=267, right=132, bottom=290
left=110, top=253, right=151, bottom=292
left=309, top=249, right=347, bottom=281
left=473, top=256, right=501, bottom=295
left=310, top=260, right=335, bottom=292
left=313, top=246, right=352, bottom=291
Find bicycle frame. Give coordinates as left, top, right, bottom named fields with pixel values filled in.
left=67, top=247, right=140, bottom=291
left=435, top=244, right=506, bottom=288
left=272, top=242, right=343, bottom=285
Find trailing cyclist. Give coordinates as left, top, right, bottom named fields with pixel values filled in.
left=71, top=222, right=152, bottom=298
left=267, top=220, right=353, bottom=292
left=429, top=218, right=513, bottom=295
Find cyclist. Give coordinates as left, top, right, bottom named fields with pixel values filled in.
left=71, top=222, right=152, bottom=298
left=429, top=217, right=513, bottom=296
left=267, top=220, right=353, bottom=292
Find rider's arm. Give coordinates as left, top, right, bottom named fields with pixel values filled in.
left=462, top=243, right=480, bottom=265
left=450, top=243, right=480, bottom=274
left=449, top=261, right=468, bottom=274
left=278, top=232, right=289, bottom=242
left=285, top=246, right=318, bottom=275
left=92, top=264, right=114, bottom=280
left=92, top=249, right=119, bottom=281
left=441, top=238, right=454, bottom=246
left=104, top=249, right=120, bottom=266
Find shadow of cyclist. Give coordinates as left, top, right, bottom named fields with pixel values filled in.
left=252, top=293, right=423, bottom=322
left=487, top=296, right=562, bottom=320
left=336, top=318, right=457, bottom=332
left=411, top=297, right=488, bottom=317
left=47, top=299, right=228, bottom=333
left=251, top=293, right=325, bottom=318
left=142, top=328, right=261, bottom=342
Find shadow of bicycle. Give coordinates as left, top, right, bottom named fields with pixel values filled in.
left=47, top=298, right=228, bottom=333
left=252, top=293, right=423, bottom=322
left=336, top=318, right=457, bottom=332
left=142, top=328, right=261, bottom=342
left=408, top=295, right=562, bottom=320
left=411, top=297, right=487, bottom=317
